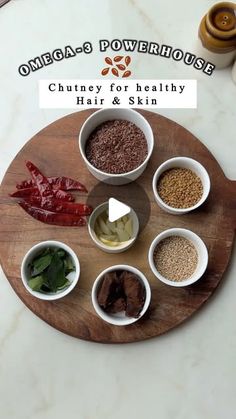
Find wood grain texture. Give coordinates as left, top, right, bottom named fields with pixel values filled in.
left=0, top=109, right=235, bottom=343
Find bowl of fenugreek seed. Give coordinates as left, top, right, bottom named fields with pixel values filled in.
left=152, top=157, right=211, bottom=214
left=148, top=228, right=208, bottom=287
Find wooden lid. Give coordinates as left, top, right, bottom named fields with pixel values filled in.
left=199, top=2, right=236, bottom=53
left=214, top=9, right=236, bottom=31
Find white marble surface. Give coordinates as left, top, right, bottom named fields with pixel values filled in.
left=0, top=1, right=236, bottom=418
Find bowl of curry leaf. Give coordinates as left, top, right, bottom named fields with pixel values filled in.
left=21, top=241, right=80, bottom=300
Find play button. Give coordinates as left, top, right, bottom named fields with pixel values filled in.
left=108, top=198, right=131, bottom=222
left=86, top=180, right=151, bottom=233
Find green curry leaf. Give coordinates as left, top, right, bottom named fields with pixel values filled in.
left=28, top=247, right=75, bottom=293
left=44, top=252, right=67, bottom=292
left=28, top=275, right=44, bottom=291
left=31, top=253, right=52, bottom=276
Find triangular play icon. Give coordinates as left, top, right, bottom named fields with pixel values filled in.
left=108, top=198, right=131, bottom=222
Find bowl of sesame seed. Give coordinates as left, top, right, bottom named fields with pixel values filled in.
left=148, top=228, right=208, bottom=287
left=152, top=157, right=211, bottom=214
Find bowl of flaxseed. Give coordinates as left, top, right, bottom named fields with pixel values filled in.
left=148, top=228, right=208, bottom=287
left=152, top=157, right=211, bottom=214
left=79, top=108, right=154, bottom=185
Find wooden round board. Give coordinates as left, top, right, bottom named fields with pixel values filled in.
left=0, top=110, right=235, bottom=343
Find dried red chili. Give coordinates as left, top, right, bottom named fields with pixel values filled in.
left=11, top=187, right=74, bottom=202
left=53, top=189, right=74, bottom=202
left=49, top=177, right=87, bottom=192
left=16, top=176, right=87, bottom=192
left=19, top=202, right=86, bottom=226
left=24, top=196, right=93, bottom=216
left=11, top=188, right=40, bottom=198
left=11, top=161, right=91, bottom=226
left=26, top=161, right=53, bottom=198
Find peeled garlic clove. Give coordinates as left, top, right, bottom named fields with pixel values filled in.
left=98, top=217, right=111, bottom=235
left=122, top=215, right=129, bottom=224
left=94, top=221, right=102, bottom=236
left=106, top=220, right=116, bottom=233
left=99, top=233, right=118, bottom=241
left=117, top=221, right=124, bottom=230
left=124, top=218, right=133, bottom=237
left=116, top=228, right=130, bottom=242
left=99, top=236, right=120, bottom=246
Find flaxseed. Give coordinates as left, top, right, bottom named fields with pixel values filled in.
left=85, top=119, right=148, bottom=174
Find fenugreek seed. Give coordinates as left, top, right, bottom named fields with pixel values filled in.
left=157, top=168, right=203, bottom=209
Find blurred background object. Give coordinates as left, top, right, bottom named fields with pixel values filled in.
left=0, top=0, right=10, bottom=8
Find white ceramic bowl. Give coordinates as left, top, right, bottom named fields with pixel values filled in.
left=152, top=157, right=211, bottom=214
left=148, top=228, right=208, bottom=287
left=88, top=202, right=139, bottom=254
left=79, top=108, right=154, bottom=185
left=91, top=264, right=151, bottom=326
left=21, top=240, right=80, bottom=300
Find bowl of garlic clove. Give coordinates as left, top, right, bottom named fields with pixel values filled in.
left=88, top=202, right=139, bottom=253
